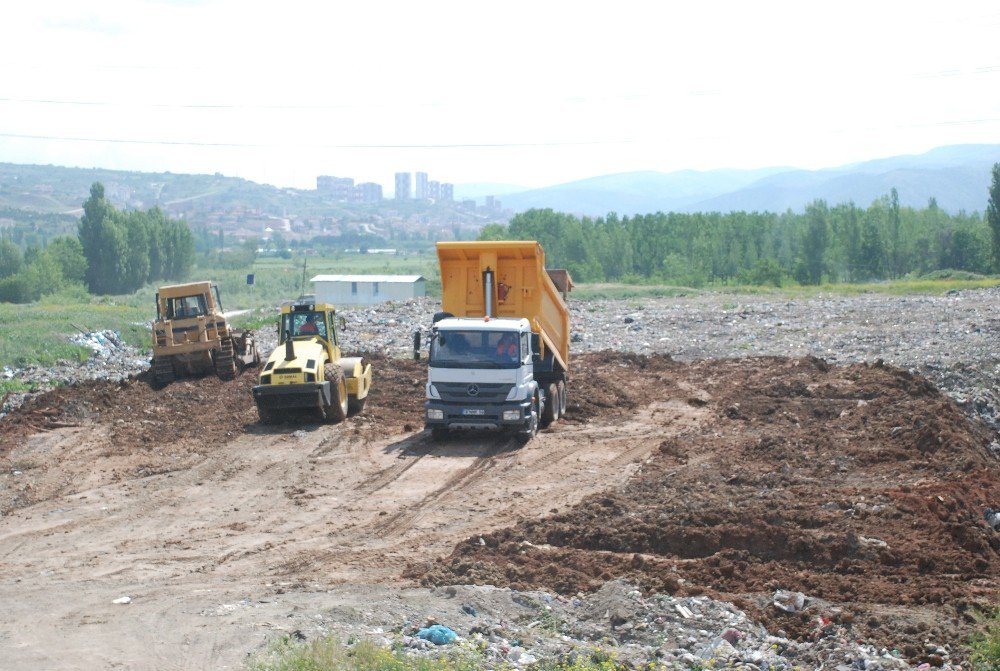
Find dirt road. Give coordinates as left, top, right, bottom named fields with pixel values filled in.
left=0, top=354, right=699, bottom=669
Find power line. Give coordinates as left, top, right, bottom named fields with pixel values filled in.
left=0, top=131, right=632, bottom=149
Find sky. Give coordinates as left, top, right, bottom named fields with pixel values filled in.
left=1, top=1, right=999, bottom=192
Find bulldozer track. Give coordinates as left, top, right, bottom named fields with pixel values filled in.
left=214, top=337, right=237, bottom=381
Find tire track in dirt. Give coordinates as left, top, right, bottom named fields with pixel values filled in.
left=373, top=440, right=512, bottom=537
left=356, top=443, right=435, bottom=495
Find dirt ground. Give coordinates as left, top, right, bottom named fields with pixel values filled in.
left=1, top=351, right=998, bottom=669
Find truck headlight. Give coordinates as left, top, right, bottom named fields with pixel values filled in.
left=503, top=409, right=521, bottom=421
left=427, top=409, right=444, bottom=420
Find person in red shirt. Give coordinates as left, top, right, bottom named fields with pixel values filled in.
left=299, top=314, right=319, bottom=335
left=496, top=333, right=518, bottom=362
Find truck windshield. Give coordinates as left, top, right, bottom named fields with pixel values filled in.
left=430, top=330, right=521, bottom=369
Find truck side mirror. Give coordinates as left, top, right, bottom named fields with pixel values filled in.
left=338, top=316, right=347, bottom=330
left=413, top=331, right=421, bottom=361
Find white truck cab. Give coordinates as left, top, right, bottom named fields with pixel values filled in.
left=424, top=316, right=541, bottom=440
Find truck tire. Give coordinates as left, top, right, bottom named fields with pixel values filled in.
left=517, top=396, right=539, bottom=444
left=558, top=380, right=567, bottom=415
left=541, top=382, right=559, bottom=427
left=432, top=311, right=454, bottom=324
left=323, top=363, right=348, bottom=423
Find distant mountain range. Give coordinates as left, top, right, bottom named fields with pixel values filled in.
left=2, top=144, right=997, bottom=222
left=497, top=144, right=1000, bottom=216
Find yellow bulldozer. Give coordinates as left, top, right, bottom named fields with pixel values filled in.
left=252, top=298, right=372, bottom=424
left=151, top=281, right=259, bottom=384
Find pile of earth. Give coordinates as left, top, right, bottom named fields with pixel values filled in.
left=411, top=355, right=1000, bottom=665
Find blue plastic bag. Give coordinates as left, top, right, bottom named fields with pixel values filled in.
left=415, top=624, right=458, bottom=645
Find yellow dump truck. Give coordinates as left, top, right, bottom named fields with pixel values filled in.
left=252, top=298, right=372, bottom=424
left=422, top=241, right=572, bottom=441
left=152, top=281, right=259, bottom=384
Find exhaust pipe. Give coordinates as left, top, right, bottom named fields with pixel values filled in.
left=484, top=269, right=494, bottom=317
left=285, top=336, right=295, bottom=361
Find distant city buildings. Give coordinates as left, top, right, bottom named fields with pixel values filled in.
left=316, top=170, right=453, bottom=204
left=317, top=175, right=384, bottom=204
left=356, top=182, right=383, bottom=203
left=395, top=172, right=412, bottom=200
left=415, top=172, right=428, bottom=199
left=316, top=176, right=355, bottom=201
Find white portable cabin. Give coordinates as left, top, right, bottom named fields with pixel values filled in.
left=311, top=274, right=426, bottom=306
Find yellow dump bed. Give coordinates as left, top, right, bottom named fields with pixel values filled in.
left=437, top=241, right=571, bottom=372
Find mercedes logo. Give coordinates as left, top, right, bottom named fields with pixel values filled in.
left=467, top=384, right=480, bottom=396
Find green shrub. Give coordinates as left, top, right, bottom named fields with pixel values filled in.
left=969, top=608, right=1000, bottom=671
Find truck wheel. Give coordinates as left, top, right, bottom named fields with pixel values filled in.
left=324, top=364, right=348, bottom=423
left=558, top=381, right=567, bottom=415
left=517, top=397, right=539, bottom=444
left=430, top=424, right=450, bottom=441
left=214, top=337, right=237, bottom=380
left=541, top=383, right=558, bottom=427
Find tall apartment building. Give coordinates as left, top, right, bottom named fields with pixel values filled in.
left=415, top=172, right=429, bottom=199
left=394, top=172, right=411, bottom=200
left=440, top=183, right=454, bottom=202
left=355, top=182, right=383, bottom=204
left=427, top=180, right=440, bottom=200
left=316, top=175, right=355, bottom=201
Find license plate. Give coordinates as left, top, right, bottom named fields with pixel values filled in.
left=462, top=408, right=485, bottom=416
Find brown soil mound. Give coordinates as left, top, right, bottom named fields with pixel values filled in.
left=413, top=355, right=1000, bottom=658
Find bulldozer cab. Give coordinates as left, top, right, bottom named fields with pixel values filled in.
left=156, top=282, right=222, bottom=321
left=279, top=301, right=340, bottom=361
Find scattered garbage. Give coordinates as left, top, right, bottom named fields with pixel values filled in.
left=773, top=589, right=807, bottom=614
left=985, top=507, right=1000, bottom=531
left=415, top=624, right=457, bottom=645
left=70, top=330, right=125, bottom=358
left=112, top=596, right=132, bottom=605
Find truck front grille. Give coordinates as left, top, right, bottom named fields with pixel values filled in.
left=434, top=382, right=514, bottom=402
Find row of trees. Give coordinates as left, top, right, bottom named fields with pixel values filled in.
left=80, top=183, right=194, bottom=294
left=0, top=236, right=87, bottom=302
left=0, top=183, right=195, bottom=302
left=480, top=188, right=997, bottom=286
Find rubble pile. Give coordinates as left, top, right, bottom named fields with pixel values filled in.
left=282, top=582, right=946, bottom=670
left=1, top=329, right=147, bottom=419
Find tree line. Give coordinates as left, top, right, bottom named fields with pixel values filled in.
left=0, top=182, right=195, bottom=302
left=481, top=179, right=1000, bottom=287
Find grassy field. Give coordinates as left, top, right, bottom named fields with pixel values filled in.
left=0, top=253, right=438, bottom=371
left=204, top=252, right=441, bottom=310
left=0, top=287, right=149, bottom=369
